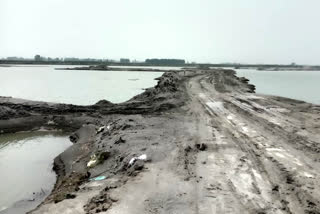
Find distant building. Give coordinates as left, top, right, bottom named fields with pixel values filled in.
left=120, top=58, right=130, bottom=63
left=34, top=55, right=42, bottom=61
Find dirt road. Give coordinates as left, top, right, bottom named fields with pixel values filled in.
left=1, top=69, right=319, bottom=214
left=98, top=71, right=320, bottom=214
left=184, top=73, right=320, bottom=213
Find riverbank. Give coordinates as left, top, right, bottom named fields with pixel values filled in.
left=1, top=69, right=320, bottom=214
left=55, top=65, right=165, bottom=72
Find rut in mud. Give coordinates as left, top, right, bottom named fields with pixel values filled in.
left=185, top=72, right=320, bottom=214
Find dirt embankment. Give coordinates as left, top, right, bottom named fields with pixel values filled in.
left=55, top=65, right=164, bottom=72
left=0, top=71, right=188, bottom=209
left=1, top=69, right=320, bottom=214
left=0, top=72, right=185, bottom=134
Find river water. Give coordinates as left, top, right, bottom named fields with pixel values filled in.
left=235, top=69, right=320, bottom=105
left=0, top=65, right=163, bottom=105
left=0, top=65, right=165, bottom=213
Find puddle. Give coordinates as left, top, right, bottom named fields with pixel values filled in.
left=0, top=132, right=71, bottom=213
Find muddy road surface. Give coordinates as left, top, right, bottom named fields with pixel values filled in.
left=185, top=73, right=320, bottom=214
left=1, top=69, right=320, bottom=214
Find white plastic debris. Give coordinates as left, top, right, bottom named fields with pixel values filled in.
left=138, top=154, right=147, bottom=160
left=129, top=158, right=136, bottom=166
left=96, top=126, right=105, bottom=134
left=107, top=125, right=110, bottom=130
left=129, top=154, right=147, bottom=166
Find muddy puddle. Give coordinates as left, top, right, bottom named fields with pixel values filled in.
left=0, top=132, right=71, bottom=213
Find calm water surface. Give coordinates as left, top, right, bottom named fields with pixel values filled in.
left=0, top=65, right=163, bottom=105
left=236, top=69, right=320, bottom=104
left=0, top=132, right=71, bottom=213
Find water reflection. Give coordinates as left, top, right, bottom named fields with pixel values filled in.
left=0, top=132, right=71, bottom=213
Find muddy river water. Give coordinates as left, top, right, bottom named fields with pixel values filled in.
left=0, top=132, right=71, bottom=213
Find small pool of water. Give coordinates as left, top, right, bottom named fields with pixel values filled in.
left=0, top=132, right=71, bottom=213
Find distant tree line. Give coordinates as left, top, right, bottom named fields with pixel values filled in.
left=34, top=55, right=115, bottom=62
left=34, top=55, right=63, bottom=62
left=145, top=58, right=185, bottom=65
left=5, top=56, right=28, bottom=61
left=120, top=58, right=130, bottom=63
left=2, top=56, right=186, bottom=66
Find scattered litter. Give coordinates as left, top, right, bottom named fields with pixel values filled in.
left=138, top=154, right=147, bottom=160
left=90, top=176, right=107, bottom=181
left=97, top=125, right=111, bottom=134
left=87, top=155, right=98, bottom=168
left=87, top=151, right=110, bottom=168
left=241, top=126, right=249, bottom=133
left=96, top=126, right=105, bottom=134
left=129, top=158, right=136, bottom=165
left=302, top=172, right=314, bottom=178
left=129, top=154, right=147, bottom=166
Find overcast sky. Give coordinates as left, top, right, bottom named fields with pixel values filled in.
left=1, top=0, right=320, bottom=64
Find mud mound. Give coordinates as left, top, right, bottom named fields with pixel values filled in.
left=95, top=72, right=187, bottom=115
left=0, top=106, right=30, bottom=120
